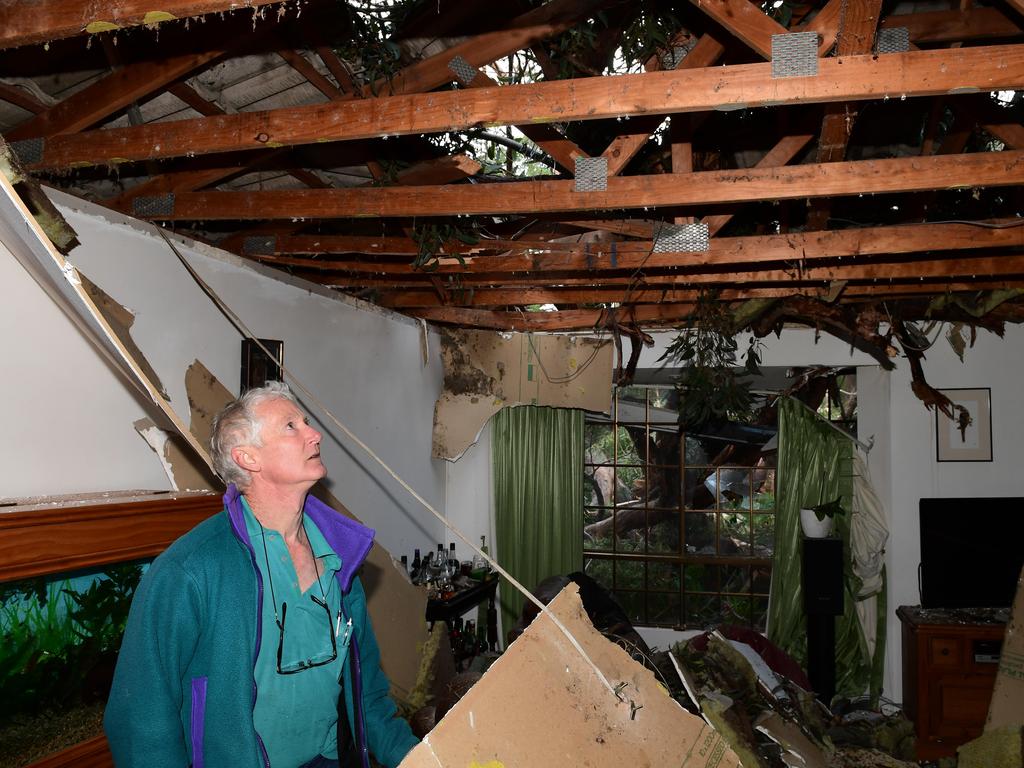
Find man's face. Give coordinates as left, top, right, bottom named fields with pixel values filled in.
left=248, top=397, right=327, bottom=491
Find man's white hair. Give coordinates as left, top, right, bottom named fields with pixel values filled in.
left=210, top=381, right=298, bottom=488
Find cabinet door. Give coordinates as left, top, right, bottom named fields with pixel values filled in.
left=926, top=673, right=997, bottom=744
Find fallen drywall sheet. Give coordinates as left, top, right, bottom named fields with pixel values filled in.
left=184, top=359, right=429, bottom=701
left=432, top=329, right=613, bottom=459
left=400, top=584, right=741, bottom=768
left=986, top=565, right=1024, bottom=730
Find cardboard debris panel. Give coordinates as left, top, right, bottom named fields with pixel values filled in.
left=985, top=564, right=1024, bottom=731
left=401, top=584, right=741, bottom=768
left=432, top=328, right=612, bottom=459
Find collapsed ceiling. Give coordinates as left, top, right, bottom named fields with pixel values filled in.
left=1, top=0, right=1023, bottom=372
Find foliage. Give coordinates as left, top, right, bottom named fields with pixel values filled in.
left=0, top=564, right=143, bottom=719
left=660, top=291, right=764, bottom=432
left=806, top=497, right=846, bottom=522
left=410, top=221, right=478, bottom=270
left=333, top=0, right=416, bottom=94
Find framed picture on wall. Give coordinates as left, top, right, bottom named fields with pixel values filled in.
left=935, top=387, right=992, bottom=462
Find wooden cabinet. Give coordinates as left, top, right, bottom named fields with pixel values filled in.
left=898, top=605, right=1006, bottom=761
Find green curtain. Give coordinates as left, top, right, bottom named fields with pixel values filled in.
left=768, top=397, right=872, bottom=700
left=492, top=405, right=584, bottom=645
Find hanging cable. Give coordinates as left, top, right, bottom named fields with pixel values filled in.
left=156, top=227, right=623, bottom=702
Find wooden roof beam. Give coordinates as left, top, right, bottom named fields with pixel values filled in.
left=0, top=0, right=287, bottom=50
left=5, top=47, right=227, bottom=140
left=376, top=274, right=1024, bottom=308
left=685, top=0, right=788, bottom=60
left=880, top=7, right=1022, bottom=44
left=0, top=83, right=47, bottom=114
left=135, top=150, right=1024, bottom=220
left=252, top=219, right=1024, bottom=271
left=366, top=0, right=621, bottom=97
left=806, top=0, right=883, bottom=229
left=402, top=288, right=1018, bottom=330
left=27, top=45, right=1023, bottom=170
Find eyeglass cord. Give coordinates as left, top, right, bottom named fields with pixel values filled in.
left=258, top=515, right=328, bottom=628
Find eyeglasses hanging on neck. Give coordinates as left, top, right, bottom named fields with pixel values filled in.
left=259, top=519, right=340, bottom=675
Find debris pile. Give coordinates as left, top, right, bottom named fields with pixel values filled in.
left=668, top=630, right=917, bottom=768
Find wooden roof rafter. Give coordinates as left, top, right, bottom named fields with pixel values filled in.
left=127, top=150, right=1024, bottom=220
left=243, top=219, right=1024, bottom=272
left=0, top=0, right=290, bottom=50
left=22, top=45, right=1024, bottom=170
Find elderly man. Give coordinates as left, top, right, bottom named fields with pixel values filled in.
left=105, top=382, right=418, bottom=768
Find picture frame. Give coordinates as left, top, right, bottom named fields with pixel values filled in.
left=935, top=387, right=992, bottom=462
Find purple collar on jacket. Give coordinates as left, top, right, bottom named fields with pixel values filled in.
left=223, top=483, right=376, bottom=593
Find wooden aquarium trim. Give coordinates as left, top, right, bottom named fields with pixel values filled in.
left=0, top=492, right=221, bottom=582
left=27, top=735, right=112, bottom=768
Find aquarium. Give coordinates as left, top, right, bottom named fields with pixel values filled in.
left=0, top=561, right=147, bottom=767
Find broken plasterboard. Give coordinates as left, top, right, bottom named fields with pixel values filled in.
left=432, top=328, right=613, bottom=460
left=400, top=583, right=741, bottom=768
left=134, top=418, right=217, bottom=492
left=986, top=564, right=1024, bottom=730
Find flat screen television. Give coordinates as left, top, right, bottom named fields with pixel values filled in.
left=919, top=497, right=1024, bottom=608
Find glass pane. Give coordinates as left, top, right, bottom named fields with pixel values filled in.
left=684, top=563, right=717, bottom=594
left=685, top=512, right=717, bottom=554
left=583, top=464, right=613, bottom=507
left=648, top=561, right=681, bottom=592
left=721, top=512, right=751, bottom=555
left=752, top=564, right=772, bottom=595
left=723, top=595, right=752, bottom=625
left=721, top=564, right=750, bottom=595
left=648, top=591, right=681, bottom=626
left=1, top=562, right=148, bottom=765
left=583, top=506, right=614, bottom=552
left=584, top=424, right=615, bottom=466
left=614, top=518, right=645, bottom=552
left=752, top=596, right=770, bottom=632
left=584, top=557, right=613, bottom=589
left=712, top=467, right=754, bottom=509
left=616, top=560, right=646, bottom=590
left=647, top=509, right=681, bottom=554
left=686, top=593, right=721, bottom=629
left=753, top=513, right=775, bottom=557
left=615, top=590, right=645, bottom=625
left=615, top=463, right=644, bottom=497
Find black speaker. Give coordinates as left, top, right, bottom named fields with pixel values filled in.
left=802, top=536, right=844, bottom=704
left=803, top=536, right=844, bottom=616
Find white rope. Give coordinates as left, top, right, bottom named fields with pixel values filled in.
left=156, top=228, right=621, bottom=701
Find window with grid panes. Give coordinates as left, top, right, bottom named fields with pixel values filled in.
left=582, top=385, right=776, bottom=631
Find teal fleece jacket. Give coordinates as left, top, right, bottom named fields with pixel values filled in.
left=104, top=485, right=418, bottom=768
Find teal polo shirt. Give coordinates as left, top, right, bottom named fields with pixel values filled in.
left=242, top=497, right=350, bottom=767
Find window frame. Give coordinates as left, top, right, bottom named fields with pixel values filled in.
left=582, top=385, right=775, bottom=631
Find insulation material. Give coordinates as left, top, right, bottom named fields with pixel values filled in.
left=432, top=329, right=612, bottom=460
left=400, top=584, right=741, bottom=768
left=986, top=565, right=1024, bottom=731
left=183, top=360, right=430, bottom=701
left=134, top=417, right=217, bottom=492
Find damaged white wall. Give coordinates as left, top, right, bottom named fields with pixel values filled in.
left=1, top=188, right=446, bottom=556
